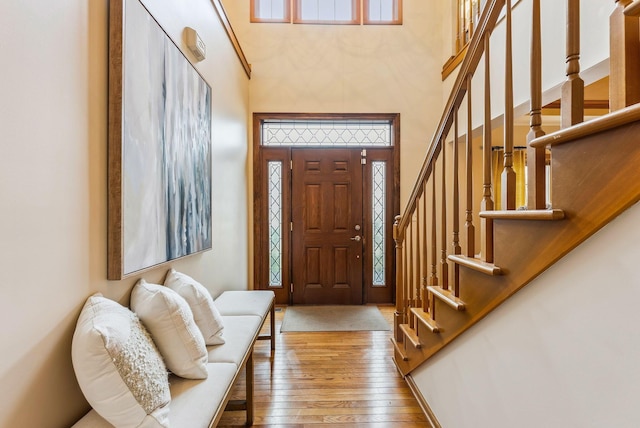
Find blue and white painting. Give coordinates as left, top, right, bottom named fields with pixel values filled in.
left=122, top=0, right=212, bottom=275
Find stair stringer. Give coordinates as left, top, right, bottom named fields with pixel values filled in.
left=394, top=117, right=640, bottom=375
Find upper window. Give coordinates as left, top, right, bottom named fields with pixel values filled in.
left=250, top=0, right=402, bottom=25
left=251, top=0, right=291, bottom=23
left=364, top=0, right=402, bottom=25
left=294, top=0, right=359, bottom=24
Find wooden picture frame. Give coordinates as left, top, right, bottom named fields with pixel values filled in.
left=108, top=0, right=212, bottom=280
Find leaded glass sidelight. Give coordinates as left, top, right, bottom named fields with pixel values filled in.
left=268, top=161, right=283, bottom=287
left=372, top=161, right=386, bottom=286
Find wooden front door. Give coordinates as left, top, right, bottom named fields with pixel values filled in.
left=291, top=148, right=364, bottom=305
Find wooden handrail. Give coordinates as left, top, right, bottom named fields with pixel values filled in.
left=530, top=103, right=640, bottom=148
left=397, top=0, right=505, bottom=233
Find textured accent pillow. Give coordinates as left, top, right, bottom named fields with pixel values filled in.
left=131, top=279, right=208, bottom=379
left=71, top=294, right=170, bottom=428
left=164, top=269, right=225, bottom=345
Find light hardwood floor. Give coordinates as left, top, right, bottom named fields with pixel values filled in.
left=218, top=305, right=429, bottom=427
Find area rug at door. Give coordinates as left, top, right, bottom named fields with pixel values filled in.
left=280, top=305, right=391, bottom=332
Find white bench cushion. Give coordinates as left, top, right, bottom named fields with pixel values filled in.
left=73, top=363, right=237, bottom=428
left=207, top=316, right=262, bottom=366
left=214, top=291, right=274, bottom=318
left=168, top=363, right=237, bottom=428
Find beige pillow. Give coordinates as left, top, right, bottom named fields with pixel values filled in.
left=71, top=294, right=170, bottom=428
left=131, top=279, right=208, bottom=379
left=164, top=269, right=225, bottom=345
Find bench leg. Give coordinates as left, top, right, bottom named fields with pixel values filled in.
left=269, top=302, right=275, bottom=351
left=246, top=350, right=254, bottom=426
left=224, top=351, right=254, bottom=425
left=257, top=300, right=276, bottom=352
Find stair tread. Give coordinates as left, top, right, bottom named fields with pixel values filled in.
left=479, top=209, right=565, bottom=220
left=410, top=307, right=440, bottom=333
left=448, top=254, right=502, bottom=275
left=390, top=337, right=408, bottom=361
left=427, top=286, right=466, bottom=311
left=399, top=324, right=422, bottom=349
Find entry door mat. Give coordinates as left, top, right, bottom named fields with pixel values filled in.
left=280, top=305, right=391, bottom=332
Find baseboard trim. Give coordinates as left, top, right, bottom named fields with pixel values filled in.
left=405, top=374, right=442, bottom=428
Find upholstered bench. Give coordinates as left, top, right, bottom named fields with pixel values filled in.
left=72, top=274, right=275, bottom=428
left=214, top=290, right=276, bottom=351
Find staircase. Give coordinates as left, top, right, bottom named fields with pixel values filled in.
left=392, top=0, right=640, bottom=376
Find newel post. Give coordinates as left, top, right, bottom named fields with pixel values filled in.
left=393, top=215, right=405, bottom=343
left=610, top=0, right=640, bottom=111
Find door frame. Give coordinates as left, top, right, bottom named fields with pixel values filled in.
left=253, top=113, right=400, bottom=305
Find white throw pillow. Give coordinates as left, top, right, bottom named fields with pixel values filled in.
left=164, top=269, right=225, bottom=345
left=131, top=279, right=208, bottom=379
left=71, top=294, right=170, bottom=428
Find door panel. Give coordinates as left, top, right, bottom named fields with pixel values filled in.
left=292, top=149, right=363, bottom=305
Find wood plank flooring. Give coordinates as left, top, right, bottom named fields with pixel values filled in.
left=218, top=305, right=429, bottom=427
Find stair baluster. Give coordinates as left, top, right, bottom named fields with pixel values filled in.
left=465, top=75, right=476, bottom=258
left=481, top=33, right=495, bottom=263
left=452, top=111, right=461, bottom=297
left=561, top=0, right=584, bottom=128
left=527, top=0, right=547, bottom=210
left=406, top=219, right=412, bottom=321
left=422, top=181, right=429, bottom=314
left=429, top=172, right=438, bottom=320
left=501, top=0, right=516, bottom=211
left=411, top=195, right=424, bottom=310
left=440, top=139, right=449, bottom=292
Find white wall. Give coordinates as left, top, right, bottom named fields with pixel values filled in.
left=412, top=201, right=640, bottom=428
left=221, top=0, right=446, bottom=209
left=0, top=0, right=250, bottom=426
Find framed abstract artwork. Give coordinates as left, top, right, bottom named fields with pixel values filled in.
left=108, top=0, right=212, bottom=279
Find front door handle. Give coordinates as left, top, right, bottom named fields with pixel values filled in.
left=350, top=235, right=361, bottom=242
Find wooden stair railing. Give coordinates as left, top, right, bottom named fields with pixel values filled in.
left=392, top=0, right=640, bottom=376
